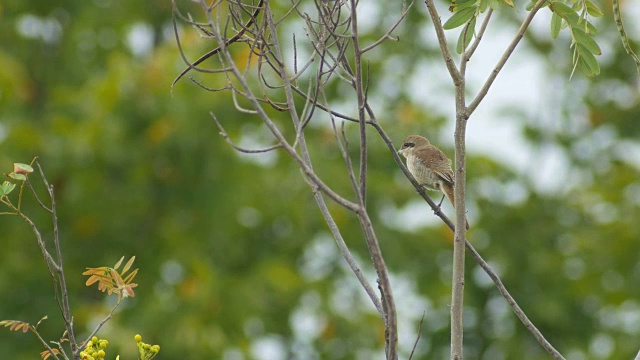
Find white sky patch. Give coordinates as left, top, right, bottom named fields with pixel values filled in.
left=234, top=124, right=280, bottom=167
left=250, top=335, right=287, bottom=360
left=379, top=199, right=443, bottom=231
left=126, top=22, right=155, bottom=57
left=615, top=140, right=640, bottom=170
left=290, top=291, right=326, bottom=343
left=16, top=14, right=63, bottom=44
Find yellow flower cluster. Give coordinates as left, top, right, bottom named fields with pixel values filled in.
left=79, top=336, right=109, bottom=360
left=136, top=334, right=161, bottom=360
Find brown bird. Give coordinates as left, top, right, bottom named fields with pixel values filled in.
left=398, top=135, right=469, bottom=230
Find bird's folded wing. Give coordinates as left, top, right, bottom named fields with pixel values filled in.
left=416, top=145, right=455, bottom=185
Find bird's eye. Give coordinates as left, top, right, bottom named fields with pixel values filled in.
left=403, top=142, right=414, bottom=148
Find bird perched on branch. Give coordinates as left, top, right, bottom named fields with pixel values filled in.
left=398, top=135, right=470, bottom=230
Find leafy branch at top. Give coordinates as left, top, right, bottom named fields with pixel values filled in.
left=444, top=0, right=513, bottom=54
left=443, top=0, right=603, bottom=77
left=548, top=0, right=603, bottom=77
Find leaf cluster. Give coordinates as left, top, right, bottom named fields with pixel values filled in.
left=444, top=0, right=514, bottom=53
left=444, top=0, right=603, bottom=76
left=83, top=256, right=139, bottom=299
left=549, top=0, right=603, bottom=77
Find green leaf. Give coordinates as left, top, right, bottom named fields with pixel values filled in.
left=450, top=0, right=478, bottom=11
left=1, top=181, right=16, bottom=196
left=584, top=20, right=598, bottom=35
left=551, top=12, right=562, bottom=39
left=578, top=45, right=600, bottom=75
left=573, top=28, right=601, bottom=55
left=456, top=17, right=476, bottom=53
left=487, top=0, right=500, bottom=9
left=7, top=173, right=26, bottom=181
left=551, top=1, right=582, bottom=28
left=443, top=7, right=476, bottom=30
left=578, top=58, right=595, bottom=77
left=585, top=0, right=604, bottom=17
left=551, top=1, right=575, bottom=16
left=479, top=0, right=488, bottom=12
left=564, top=12, right=581, bottom=28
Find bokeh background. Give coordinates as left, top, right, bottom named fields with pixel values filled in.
left=1, top=0, right=640, bottom=359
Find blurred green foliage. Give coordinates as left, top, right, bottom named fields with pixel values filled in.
left=1, top=0, right=640, bottom=359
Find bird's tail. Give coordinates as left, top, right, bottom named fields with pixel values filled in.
left=441, top=183, right=470, bottom=230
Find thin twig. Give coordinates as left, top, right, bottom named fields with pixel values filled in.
left=78, top=297, right=123, bottom=354
left=360, top=0, right=414, bottom=53
left=200, top=0, right=360, bottom=213
left=211, top=112, right=283, bottom=153
left=31, top=327, right=61, bottom=360
left=347, top=0, right=368, bottom=209
left=171, top=0, right=265, bottom=89
left=408, top=312, right=426, bottom=360
left=25, top=178, right=52, bottom=213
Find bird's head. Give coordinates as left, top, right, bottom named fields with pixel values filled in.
left=397, top=135, right=430, bottom=157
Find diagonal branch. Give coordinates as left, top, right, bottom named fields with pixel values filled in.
left=465, top=243, right=566, bottom=360
left=424, top=0, right=462, bottom=84
left=36, top=163, right=79, bottom=357
left=466, top=0, right=546, bottom=116
left=463, top=9, right=493, bottom=62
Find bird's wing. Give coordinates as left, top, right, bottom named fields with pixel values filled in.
left=415, top=145, right=455, bottom=185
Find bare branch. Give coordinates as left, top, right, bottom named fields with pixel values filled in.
left=37, top=164, right=80, bottom=357
left=25, top=178, right=52, bottom=213
left=171, top=0, right=265, bottom=89
left=211, top=112, right=283, bottom=153
left=465, top=242, right=565, bottom=359
left=188, top=76, right=232, bottom=92
left=198, top=0, right=360, bottom=212
left=466, top=0, right=546, bottom=116
left=361, top=0, right=414, bottom=53
left=31, top=329, right=61, bottom=360
left=463, top=9, right=493, bottom=61
left=424, top=0, right=462, bottom=84
left=78, top=297, right=123, bottom=354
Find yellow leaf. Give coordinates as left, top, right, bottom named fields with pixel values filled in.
left=113, top=256, right=125, bottom=270
left=122, top=256, right=136, bottom=274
